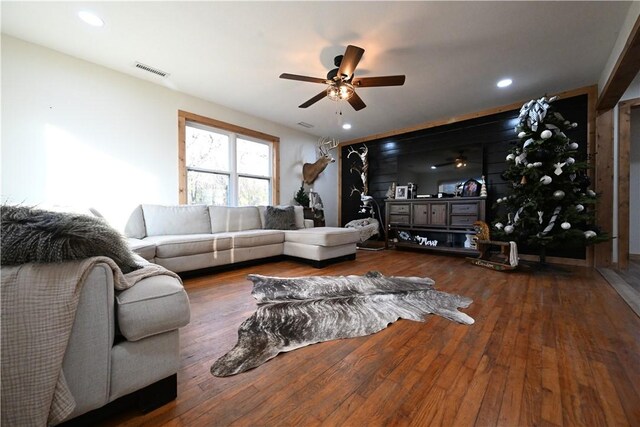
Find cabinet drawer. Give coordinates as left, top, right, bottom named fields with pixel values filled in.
left=389, top=214, right=410, bottom=224
left=451, top=203, right=478, bottom=214
left=450, top=215, right=478, bottom=226
left=389, top=204, right=410, bottom=214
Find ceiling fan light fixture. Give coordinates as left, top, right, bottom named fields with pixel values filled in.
left=327, top=82, right=354, bottom=101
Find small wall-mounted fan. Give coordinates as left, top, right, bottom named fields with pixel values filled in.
left=432, top=151, right=469, bottom=169
left=279, top=45, right=405, bottom=111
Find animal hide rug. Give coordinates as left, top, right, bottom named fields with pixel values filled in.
left=211, top=271, right=474, bottom=377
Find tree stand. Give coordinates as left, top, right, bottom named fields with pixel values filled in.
left=467, top=240, right=518, bottom=271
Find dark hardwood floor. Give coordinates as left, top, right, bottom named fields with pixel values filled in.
left=104, top=250, right=640, bottom=426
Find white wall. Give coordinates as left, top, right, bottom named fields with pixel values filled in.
left=599, top=2, right=640, bottom=94
left=1, top=35, right=339, bottom=230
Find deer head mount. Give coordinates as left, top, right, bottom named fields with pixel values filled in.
left=302, top=137, right=339, bottom=184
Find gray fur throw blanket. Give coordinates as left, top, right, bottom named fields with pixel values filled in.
left=1, top=205, right=140, bottom=273
left=211, top=271, right=474, bottom=377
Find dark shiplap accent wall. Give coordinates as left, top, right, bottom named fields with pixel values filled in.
left=341, top=94, right=588, bottom=258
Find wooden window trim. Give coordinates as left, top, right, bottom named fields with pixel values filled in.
left=178, top=110, right=280, bottom=205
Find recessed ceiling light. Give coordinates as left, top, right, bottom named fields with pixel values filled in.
left=78, top=11, right=104, bottom=27
left=342, top=123, right=352, bottom=130
left=431, top=165, right=437, bottom=170
left=497, top=78, right=513, bottom=88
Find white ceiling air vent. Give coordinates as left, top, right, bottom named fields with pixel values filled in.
left=297, top=122, right=314, bottom=128
left=134, top=62, right=169, bottom=78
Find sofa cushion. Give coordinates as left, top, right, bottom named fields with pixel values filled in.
left=217, top=230, right=285, bottom=248
left=127, top=238, right=156, bottom=261
left=208, top=206, right=262, bottom=233
left=258, top=205, right=304, bottom=229
left=144, top=234, right=231, bottom=258
left=142, top=204, right=211, bottom=236
left=124, top=205, right=146, bottom=239
left=116, top=275, right=190, bottom=341
left=263, top=206, right=297, bottom=230
left=284, top=227, right=360, bottom=247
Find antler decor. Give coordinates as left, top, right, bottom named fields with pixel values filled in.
left=302, top=137, right=339, bottom=185
left=348, top=145, right=369, bottom=196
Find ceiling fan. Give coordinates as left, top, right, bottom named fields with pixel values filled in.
left=279, top=45, right=405, bottom=111
left=432, top=151, right=469, bottom=169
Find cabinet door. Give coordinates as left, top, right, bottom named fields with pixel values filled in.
left=430, top=203, right=447, bottom=226
left=413, top=204, right=429, bottom=225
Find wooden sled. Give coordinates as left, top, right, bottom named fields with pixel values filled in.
left=466, top=239, right=518, bottom=271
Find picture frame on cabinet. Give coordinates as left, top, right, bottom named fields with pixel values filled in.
left=461, top=179, right=480, bottom=197
left=395, top=185, right=408, bottom=199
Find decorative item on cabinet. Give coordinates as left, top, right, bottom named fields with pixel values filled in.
left=407, top=182, right=417, bottom=199
left=395, top=185, right=408, bottom=200
left=480, top=176, right=487, bottom=198
left=461, top=179, right=481, bottom=197
left=385, top=182, right=396, bottom=199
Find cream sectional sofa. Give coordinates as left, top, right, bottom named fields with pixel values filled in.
left=124, top=204, right=359, bottom=272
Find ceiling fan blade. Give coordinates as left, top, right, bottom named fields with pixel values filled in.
left=299, top=91, right=327, bottom=108
left=280, top=73, right=327, bottom=84
left=347, top=91, right=366, bottom=111
left=338, top=45, right=365, bottom=80
left=433, top=161, right=454, bottom=168
left=353, top=75, right=406, bottom=87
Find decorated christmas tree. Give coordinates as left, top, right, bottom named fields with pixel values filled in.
left=492, top=96, right=606, bottom=262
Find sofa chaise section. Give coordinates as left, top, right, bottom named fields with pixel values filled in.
left=283, top=227, right=359, bottom=266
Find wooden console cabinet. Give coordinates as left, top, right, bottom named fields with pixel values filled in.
left=385, top=198, right=486, bottom=255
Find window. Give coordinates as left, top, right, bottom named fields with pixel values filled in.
left=178, top=111, right=279, bottom=206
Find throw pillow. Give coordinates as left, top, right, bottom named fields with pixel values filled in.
left=264, top=206, right=297, bottom=230
left=1, top=205, right=141, bottom=273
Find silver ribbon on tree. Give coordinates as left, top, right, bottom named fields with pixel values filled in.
left=518, top=96, right=558, bottom=132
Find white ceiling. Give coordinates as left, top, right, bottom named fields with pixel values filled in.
left=1, top=1, right=632, bottom=140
